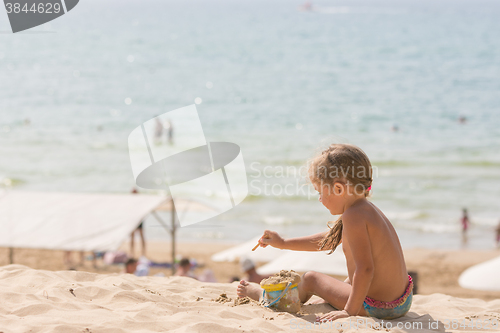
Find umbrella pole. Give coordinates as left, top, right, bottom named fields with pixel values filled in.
left=149, top=207, right=176, bottom=275
left=171, top=197, right=176, bottom=276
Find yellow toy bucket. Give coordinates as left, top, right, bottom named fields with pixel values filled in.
left=261, top=282, right=301, bottom=313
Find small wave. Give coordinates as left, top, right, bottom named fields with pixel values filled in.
left=417, top=223, right=458, bottom=233
left=243, top=194, right=264, bottom=201
left=471, top=217, right=500, bottom=227
left=263, top=216, right=291, bottom=225
left=397, top=221, right=459, bottom=233
left=456, top=161, right=500, bottom=168
left=0, top=177, right=25, bottom=187
left=384, top=210, right=429, bottom=220
left=309, top=6, right=405, bottom=15
left=371, top=160, right=413, bottom=167
left=312, top=6, right=351, bottom=14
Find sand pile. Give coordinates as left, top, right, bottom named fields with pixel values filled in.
left=260, top=270, right=301, bottom=287
left=212, top=293, right=231, bottom=304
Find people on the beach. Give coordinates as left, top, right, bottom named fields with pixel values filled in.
left=125, top=258, right=138, bottom=274
left=124, top=257, right=150, bottom=276
left=164, top=119, right=173, bottom=145
left=130, top=221, right=146, bottom=257
left=461, top=208, right=470, bottom=246
left=153, top=117, right=173, bottom=145
left=130, top=188, right=146, bottom=257
left=240, top=257, right=269, bottom=284
left=172, top=257, right=217, bottom=282
left=174, top=258, right=197, bottom=279
left=154, top=117, right=163, bottom=144
left=237, top=144, right=413, bottom=322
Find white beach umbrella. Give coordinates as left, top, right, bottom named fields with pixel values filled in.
left=211, top=236, right=289, bottom=263
left=257, top=246, right=348, bottom=276
left=458, top=255, right=500, bottom=291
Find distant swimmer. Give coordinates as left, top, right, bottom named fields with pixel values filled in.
left=164, top=119, right=174, bottom=145
left=458, top=116, right=467, bottom=124
left=299, top=0, right=313, bottom=12
left=23, top=118, right=30, bottom=126
left=391, top=124, right=399, bottom=132
left=154, top=116, right=163, bottom=144
left=461, top=208, right=470, bottom=246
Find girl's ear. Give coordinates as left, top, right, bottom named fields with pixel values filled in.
left=333, top=182, right=344, bottom=196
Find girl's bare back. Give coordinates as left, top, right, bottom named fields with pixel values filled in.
left=342, top=200, right=408, bottom=302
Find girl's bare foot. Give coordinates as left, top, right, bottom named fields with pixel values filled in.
left=236, top=280, right=261, bottom=300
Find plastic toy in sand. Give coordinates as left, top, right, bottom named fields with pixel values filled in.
left=260, top=270, right=301, bottom=313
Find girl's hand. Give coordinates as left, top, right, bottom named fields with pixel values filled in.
left=258, top=230, right=285, bottom=249
left=316, top=310, right=350, bottom=322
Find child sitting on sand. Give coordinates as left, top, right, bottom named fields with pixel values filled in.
left=237, top=144, right=413, bottom=322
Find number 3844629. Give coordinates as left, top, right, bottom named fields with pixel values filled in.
left=5, top=2, right=62, bottom=14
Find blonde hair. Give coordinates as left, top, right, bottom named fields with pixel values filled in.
left=308, top=144, right=373, bottom=253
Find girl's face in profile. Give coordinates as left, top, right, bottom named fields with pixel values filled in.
left=313, top=181, right=345, bottom=215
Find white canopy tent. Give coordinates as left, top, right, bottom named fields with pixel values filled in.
left=257, top=246, right=348, bottom=277
left=0, top=191, right=166, bottom=252
left=458, top=255, right=500, bottom=291
left=211, top=236, right=289, bottom=263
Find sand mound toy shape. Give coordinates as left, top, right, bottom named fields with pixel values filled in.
left=260, top=270, right=301, bottom=313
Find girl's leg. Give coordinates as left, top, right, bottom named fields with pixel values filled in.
left=237, top=271, right=366, bottom=316
left=237, top=280, right=261, bottom=300
left=139, top=228, right=146, bottom=257
left=298, top=271, right=367, bottom=316
left=130, top=232, right=135, bottom=257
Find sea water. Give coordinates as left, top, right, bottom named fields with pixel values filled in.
left=1, top=0, right=499, bottom=249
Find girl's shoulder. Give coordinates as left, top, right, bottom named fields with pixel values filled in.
left=343, top=200, right=381, bottom=225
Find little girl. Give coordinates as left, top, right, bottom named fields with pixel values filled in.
left=237, top=144, right=412, bottom=322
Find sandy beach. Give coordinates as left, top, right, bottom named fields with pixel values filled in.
left=1, top=243, right=500, bottom=332
left=2, top=0, right=500, bottom=332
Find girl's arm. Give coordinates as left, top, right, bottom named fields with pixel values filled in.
left=258, top=230, right=327, bottom=251
left=341, top=210, right=374, bottom=316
